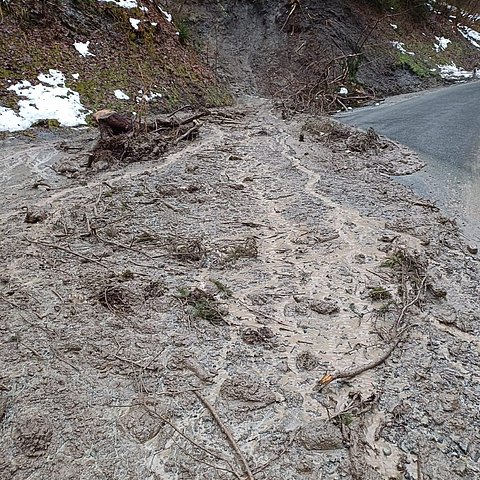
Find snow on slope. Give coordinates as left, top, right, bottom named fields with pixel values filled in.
left=0, top=70, right=89, bottom=132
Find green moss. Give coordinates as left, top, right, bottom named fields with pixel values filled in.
left=165, top=87, right=182, bottom=110
left=205, top=86, right=233, bottom=107
left=397, top=53, right=436, bottom=78
left=31, top=119, right=61, bottom=129
left=0, top=67, right=15, bottom=79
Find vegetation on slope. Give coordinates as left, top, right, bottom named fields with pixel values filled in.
left=0, top=0, right=232, bottom=121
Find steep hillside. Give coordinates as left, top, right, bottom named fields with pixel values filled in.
left=0, top=0, right=231, bottom=130
left=171, top=0, right=480, bottom=111
left=1, top=0, right=479, bottom=130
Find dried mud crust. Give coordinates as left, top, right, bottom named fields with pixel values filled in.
left=1, top=98, right=479, bottom=480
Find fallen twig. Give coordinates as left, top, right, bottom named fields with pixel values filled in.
left=318, top=276, right=426, bottom=388
left=171, top=437, right=243, bottom=480
left=144, top=404, right=235, bottom=467
left=174, top=123, right=201, bottom=144
left=24, top=236, right=110, bottom=268
left=194, top=391, right=255, bottom=480
left=281, top=2, right=297, bottom=31
left=318, top=326, right=413, bottom=388
left=394, top=277, right=426, bottom=330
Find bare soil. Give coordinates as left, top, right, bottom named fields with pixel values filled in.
left=177, top=0, right=480, bottom=111
left=0, top=97, right=479, bottom=480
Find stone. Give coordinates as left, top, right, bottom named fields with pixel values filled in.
left=309, top=299, right=339, bottom=315
left=24, top=208, right=48, bottom=224
left=467, top=244, right=478, bottom=255
left=379, top=232, right=398, bottom=243
left=298, top=419, right=343, bottom=450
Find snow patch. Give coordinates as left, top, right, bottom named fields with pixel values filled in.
left=391, top=41, right=415, bottom=55
left=72, top=73, right=80, bottom=80
left=129, top=18, right=141, bottom=30
left=0, top=69, right=89, bottom=132
left=74, top=41, right=95, bottom=57
left=98, top=0, right=137, bottom=8
left=338, top=87, right=348, bottom=95
left=458, top=25, right=480, bottom=48
left=136, top=90, right=163, bottom=102
left=390, top=24, right=398, bottom=29
left=114, top=89, right=130, bottom=100
left=159, top=7, right=172, bottom=22
left=437, top=63, right=473, bottom=80
left=434, top=36, right=451, bottom=52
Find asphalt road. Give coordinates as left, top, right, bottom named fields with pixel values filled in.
left=336, top=80, right=480, bottom=243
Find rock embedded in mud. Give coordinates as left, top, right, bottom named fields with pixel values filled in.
left=379, top=232, right=398, bottom=243
left=0, top=397, right=7, bottom=422
left=296, top=351, right=320, bottom=371
left=24, top=208, right=48, bottom=224
left=298, top=419, right=343, bottom=451
left=467, top=244, right=478, bottom=254
left=241, top=326, right=275, bottom=346
left=220, top=373, right=276, bottom=406
left=13, top=413, right=53, bottom=456
left=309, top=299, right=339, bottom=315
left=428, top=284, right=447, bottom=298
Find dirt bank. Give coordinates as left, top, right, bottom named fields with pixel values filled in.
left=1, top=97, right=479, bottom=479
left=176, top=0, right=480, bottom=110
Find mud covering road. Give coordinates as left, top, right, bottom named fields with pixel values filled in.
left=1, top=98, right=479, bottom=480
left=336, top=81, right=480, bottom=244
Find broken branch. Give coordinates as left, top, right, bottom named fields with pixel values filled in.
left=194, top=391, right=255, bottom=480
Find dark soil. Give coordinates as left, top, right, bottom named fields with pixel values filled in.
left=175, top=0, right=480, bottom=111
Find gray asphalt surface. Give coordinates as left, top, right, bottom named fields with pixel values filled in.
left=336, top=80, right=480, bottom=243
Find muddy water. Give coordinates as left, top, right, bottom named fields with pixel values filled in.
left=0, top=132, right=77, bottom=214
left=0, top=104, right=432, bottom=477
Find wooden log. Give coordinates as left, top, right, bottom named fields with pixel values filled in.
left=93, top=109, right=133, bottom=138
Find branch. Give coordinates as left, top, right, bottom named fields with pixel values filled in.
left=194, top=391, right=255, bottom=480
left=24, top=236, right=110, bottom=269
left=317, top=276, right=427, bottom=388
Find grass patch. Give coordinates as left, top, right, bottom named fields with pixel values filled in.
left=210, top=278, right=233, bottom=298
left=369, top=286, right=393, bottom=301
left=177, top=19, right=191, bottom=45
left=177, top=287, right=227, bottom=325
left=397, top=53, right=435, bottom=78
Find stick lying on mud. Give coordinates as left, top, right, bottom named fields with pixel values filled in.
left=318, top=277, right=426, bottom=388
left=24, top=236, right=111, bottom=269
left=194, top=391, right=256, bottom=480
left=317, top=325, right=413, bottom=388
